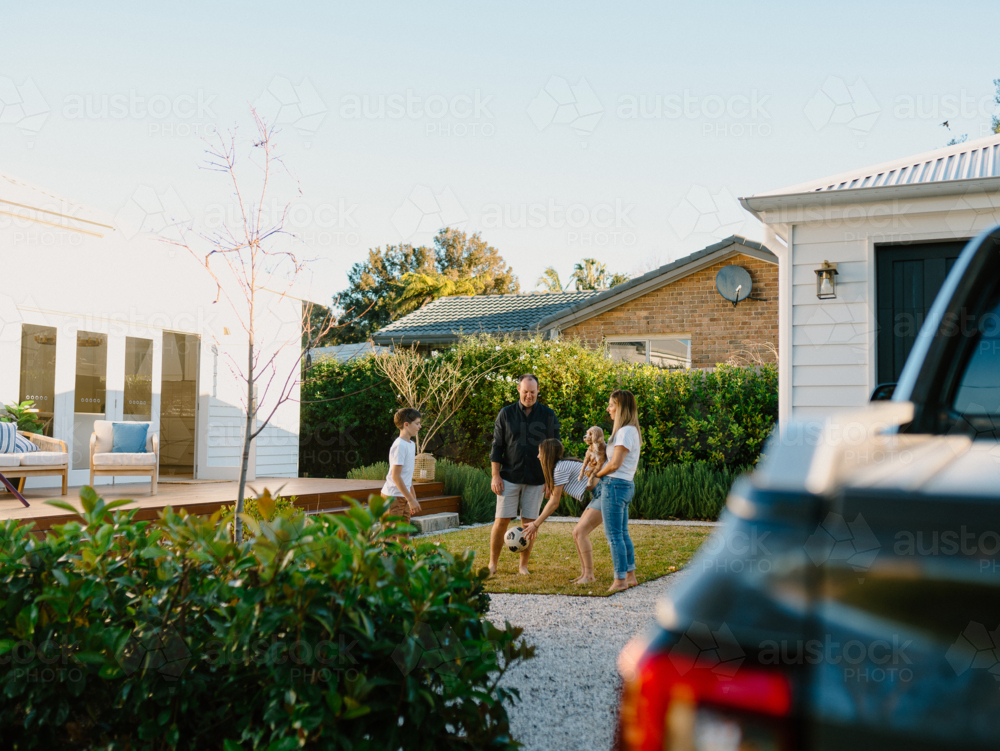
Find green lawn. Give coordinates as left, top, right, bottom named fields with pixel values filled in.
left=423, top=522, right=713, bottom=597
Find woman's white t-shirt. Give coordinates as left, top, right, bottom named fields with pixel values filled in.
left=608, top=425, right=641, bottom=481
left=381, top=437, right=415, bottom=497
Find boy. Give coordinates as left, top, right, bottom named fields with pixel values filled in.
left=380, top=407, right=422, bottom=522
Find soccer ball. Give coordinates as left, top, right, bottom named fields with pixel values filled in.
left=504, top=526, right=528, bottom=553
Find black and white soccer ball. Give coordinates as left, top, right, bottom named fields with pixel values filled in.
left=504, top=526, right=528, bottom=553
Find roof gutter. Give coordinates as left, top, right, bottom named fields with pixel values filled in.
left=740, top=175, right=1000, bottom=221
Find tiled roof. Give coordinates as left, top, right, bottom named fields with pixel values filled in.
left=535, top=235, right=776, bottom=331
left=372, top=290, right=601, bottom=344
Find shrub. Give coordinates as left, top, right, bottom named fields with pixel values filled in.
left=630, top=463, right=749, bottom=521
left=300, top=335, right=777, bottom=479
left=346, top=461, right=389, bottom=481
left=300, top=355, right=398, bottom=479
left=0, top=489, right=533, bottom=750
left=223, top=488, right=302, bottom=529
left=437, top=459, right=495, bottom=524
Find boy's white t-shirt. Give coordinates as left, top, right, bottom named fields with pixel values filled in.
left=381, top=437, right=416, bottom=498
left=608, top=425, right=641, bottom=481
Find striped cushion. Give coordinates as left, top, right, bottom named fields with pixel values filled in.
left=0, top=422, right=16, bottom=454
left=14, top=434, right=39, bottom=453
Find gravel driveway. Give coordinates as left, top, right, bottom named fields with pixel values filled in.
left=487, top=573, right=688, bottom=751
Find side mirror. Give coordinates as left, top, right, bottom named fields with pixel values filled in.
left=870, top=383, right=896, bottom=402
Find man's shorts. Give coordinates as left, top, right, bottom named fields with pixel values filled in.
left=496, top=480, right=543, bottom=520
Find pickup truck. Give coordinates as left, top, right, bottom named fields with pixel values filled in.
left=616, top=225, right=1000, bottom=750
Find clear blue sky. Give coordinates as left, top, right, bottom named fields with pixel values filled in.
left=2, top=1, right=997, bottom=299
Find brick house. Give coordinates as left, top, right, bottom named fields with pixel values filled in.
left=374, top=235, right=777, bottom=368
left=537, top=236, right=777, bottom=367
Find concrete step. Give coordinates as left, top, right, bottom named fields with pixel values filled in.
left=411, top=512, right=459, bottom=534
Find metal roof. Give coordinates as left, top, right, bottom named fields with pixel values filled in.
left=754, top=133, right=1000, bottom=198
left=0, top=171, right=114, bottom=236
left=372, top=289, right=601, bottom=345
left=536, top=235, right=776, bottom=332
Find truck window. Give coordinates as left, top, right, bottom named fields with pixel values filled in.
left=953, top=292, right=1000, bottom=416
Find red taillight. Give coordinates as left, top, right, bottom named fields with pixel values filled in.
left=619, top=650, right=793, bottom=751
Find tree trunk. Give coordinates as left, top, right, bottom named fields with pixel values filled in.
left=235, top=331, right=255, bottom=544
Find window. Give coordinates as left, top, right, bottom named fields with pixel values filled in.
left=952, top=290, right=1000, bottom=417
left=124, top=337, right=154, bottom=421
left=19, top=324, right=57, bottom=436
left=607, top=337, right=691, bottom=369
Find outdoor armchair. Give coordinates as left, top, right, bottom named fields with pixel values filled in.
left=89, top=421, right=159, bottom=495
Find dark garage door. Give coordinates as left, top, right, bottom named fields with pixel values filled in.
left=876, top=241, right=965, bottom=384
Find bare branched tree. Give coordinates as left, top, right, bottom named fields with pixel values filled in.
left=166, top=108, right=338, bottom=542
left=374, top=345, right=501, bottom=455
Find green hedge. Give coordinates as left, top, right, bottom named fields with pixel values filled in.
left=301, top=354, right=398, bottom=479
left=301, top=335, right=777, bottom=479
left=0, top=490, right=533, bottom=750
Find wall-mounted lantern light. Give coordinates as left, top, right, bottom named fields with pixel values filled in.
left=815, top=260, right=838, bottom=299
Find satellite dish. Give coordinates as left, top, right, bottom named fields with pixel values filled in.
left=715, top=266, right=752, bottom=307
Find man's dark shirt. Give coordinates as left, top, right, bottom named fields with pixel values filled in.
left=490, top=400, right=560, bottom=486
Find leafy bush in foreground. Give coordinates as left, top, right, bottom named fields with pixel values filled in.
left=0, top=489, right=533, bottom=750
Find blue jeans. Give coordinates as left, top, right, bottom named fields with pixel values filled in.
left=600, top=477, right=635, bottom=580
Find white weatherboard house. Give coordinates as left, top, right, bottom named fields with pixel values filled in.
left=0, top=173, right=306, bottom=489
left=742, top=133, right=1000, bottom=422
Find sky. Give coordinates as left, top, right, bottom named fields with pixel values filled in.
left=2, top=0, right=998, bottom=302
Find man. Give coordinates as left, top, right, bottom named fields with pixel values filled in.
left=488, top=373, right=560, bottom=575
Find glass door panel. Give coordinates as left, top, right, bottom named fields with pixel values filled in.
left=124, top=337, right=154, bottom=422
left=161, top=332, right=199, bottom=477
left=19, top=324, right=57, bottom=436
left=73, top=330, right=108, bottom=469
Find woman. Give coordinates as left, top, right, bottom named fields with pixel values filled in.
left=523, top=438, right=597, bottom=583
left=593, top=389, right=642, bottom=593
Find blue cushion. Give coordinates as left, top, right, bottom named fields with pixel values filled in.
left=0, top=422, right=16, bottom=454
left=111, top=422, right=148, bottom=454
left=14, top=434, right=39, bottom=453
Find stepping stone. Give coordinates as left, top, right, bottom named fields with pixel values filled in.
left=413, top=512, right=459, bottom=534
